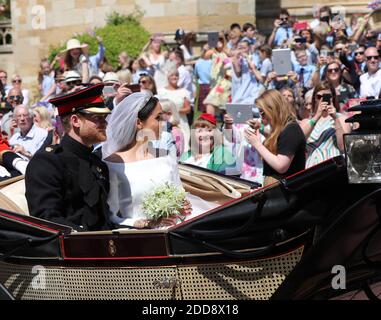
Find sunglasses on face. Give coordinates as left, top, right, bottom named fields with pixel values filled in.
left=12, top=79, right=22, bottom=84
left=316, top=94, right=332, bottom=100
left=366, top=55, right=379, bottom=61
left=139, top=80, right=149, bottom=85
left=327, top=67, right=340, bottom=74
left=259, top=109, right=265, bottom=117
left=66, top=80, right=82, bottom=86
left=355, top=51, right=364, bottom=56
left=280, top=17, right=288, bottom=21
left=9, top=95, right=22, bottom=101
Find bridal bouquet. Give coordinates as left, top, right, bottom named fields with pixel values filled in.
left=141, top=182, right=187, bottom=222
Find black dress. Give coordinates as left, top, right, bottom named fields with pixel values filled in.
left=263, top=122, right=306, bottom=180
left=25, top=135, right=115, bottom=231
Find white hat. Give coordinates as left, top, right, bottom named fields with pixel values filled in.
left=103, top=72, right=120, bottom=84
left=63, top=70, right=82, bottom=83
left=62, top=38, right=88, bottom=53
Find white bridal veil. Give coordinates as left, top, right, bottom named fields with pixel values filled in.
left=102, top=92, right=153, bottom=159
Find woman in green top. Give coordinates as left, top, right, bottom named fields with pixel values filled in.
left=180, top=113, right=235, bottom=174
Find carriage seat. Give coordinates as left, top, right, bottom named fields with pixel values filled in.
left=0, top=178, right=29, bottom=215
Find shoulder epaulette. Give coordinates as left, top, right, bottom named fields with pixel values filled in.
left=44, top=145, right=62, bottom=154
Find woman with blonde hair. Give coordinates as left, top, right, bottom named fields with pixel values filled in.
left=160, top=99, right=184, bottom=157
left=244, top=89, right=306, bottom=185
left=116, top=69, right=132, bottom=84
left=157, top=67, right=191, bottom=149
left=33, top=106, right=53, bottom=130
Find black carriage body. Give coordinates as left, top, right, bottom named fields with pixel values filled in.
left=0, top=156, right=380, bottom=300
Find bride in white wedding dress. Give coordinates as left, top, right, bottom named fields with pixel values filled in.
left=102, top=92, right=217, bottom=229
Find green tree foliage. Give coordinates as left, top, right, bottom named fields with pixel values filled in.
left=48, top=10, right=149, bottom=69
left=0, top=0, right=11, bottom=20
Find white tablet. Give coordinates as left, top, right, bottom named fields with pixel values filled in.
left=226, top=103, right=255, bottom=124
left=272, top=48, right=292, bottom=76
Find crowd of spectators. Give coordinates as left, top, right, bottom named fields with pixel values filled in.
left=0, top=4, right=381, bottom=185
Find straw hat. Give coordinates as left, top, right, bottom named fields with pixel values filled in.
left=62, top=38, right=89, bottom=53
left=63, top=70, right=82, bottom=83
left=103, top=72, right=121, bottom=84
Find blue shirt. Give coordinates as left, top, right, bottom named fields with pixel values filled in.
left=232, top=56, right=263, bottom=105
left=89, top=43, right=105, bottom=76
left=194, top=58, right=212, bottom=84
left=9, top=124, right=48, bottom=156
left=41, top=75, right=55, bottom=98
left=259, top=58, right=273, bottom=77
left=274, top=27, right=293, bottom=47
left=293, top=63, right=316, bottom=88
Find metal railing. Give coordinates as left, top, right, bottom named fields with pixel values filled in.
left=0, top=19, right=12, bottom=53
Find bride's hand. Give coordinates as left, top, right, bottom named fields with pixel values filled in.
left=155, top=215, right=178, bottom=227
left=134, top=219, right=150, bottom=229
left=182, top=200, right=192, bottom=216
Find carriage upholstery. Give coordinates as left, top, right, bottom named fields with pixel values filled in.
left=0, top=177, right=29, bottom=216
left=0, top=165, right=257, bottom=220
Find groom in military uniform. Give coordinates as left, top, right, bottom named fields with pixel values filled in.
left=25, top=84, right=114, bottom=231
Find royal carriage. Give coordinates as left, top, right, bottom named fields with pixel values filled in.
left=1, top=101, right=381, bottom=300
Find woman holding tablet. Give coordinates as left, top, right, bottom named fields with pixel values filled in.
left=244, top=89, right=306, bottom=186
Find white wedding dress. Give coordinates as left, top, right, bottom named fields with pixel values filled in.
left=106, top=155, right=218, bottom=228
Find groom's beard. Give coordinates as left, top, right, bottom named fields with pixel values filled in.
left=80, top=126, right=108, bottom=145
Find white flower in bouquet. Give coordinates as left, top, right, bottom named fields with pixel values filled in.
left=141, top=182, right=187, bottom=221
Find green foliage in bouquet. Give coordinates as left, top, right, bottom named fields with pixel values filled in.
left=141, top=182, right=187, bottom=220
left=48, top=8, right=149, bottom=69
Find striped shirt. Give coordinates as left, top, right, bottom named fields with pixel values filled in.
left=306, top=114, right=342, bottom=168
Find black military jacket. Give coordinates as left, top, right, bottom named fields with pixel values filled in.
left=25, top=135, right=114, bottom=231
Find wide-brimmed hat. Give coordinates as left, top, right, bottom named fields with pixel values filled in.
left=49, top=83, right=111, bottom=116
left=61, top=38, right=89, bottom=53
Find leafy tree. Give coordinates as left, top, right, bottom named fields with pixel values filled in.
left=48, top=9, right=149, bottom=68
left=0, top=0, right=11, bottom=21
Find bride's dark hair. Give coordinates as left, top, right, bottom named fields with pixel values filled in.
left=138, top=96, right=159, bottom=121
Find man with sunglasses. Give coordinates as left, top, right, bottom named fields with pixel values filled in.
left=360, top=47, right=381, bottom=98
left=63, top=70, right=83, bottom=93
left=268, top=8, right=294, bottom=48
left=0, top=88, right=24, bottom=136
left=10, top=75, right=29, bottom=106
left=337, top=44, right=366, bottom=93
left=25, top=84, right=115, bottom=231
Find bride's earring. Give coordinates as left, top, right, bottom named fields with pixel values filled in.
left=136, top=119, right=144, bottom=131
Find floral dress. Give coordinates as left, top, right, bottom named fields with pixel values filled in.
left=203, top=51, right=232, bottom=110
left=223, top=124, right=264, bottom=185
